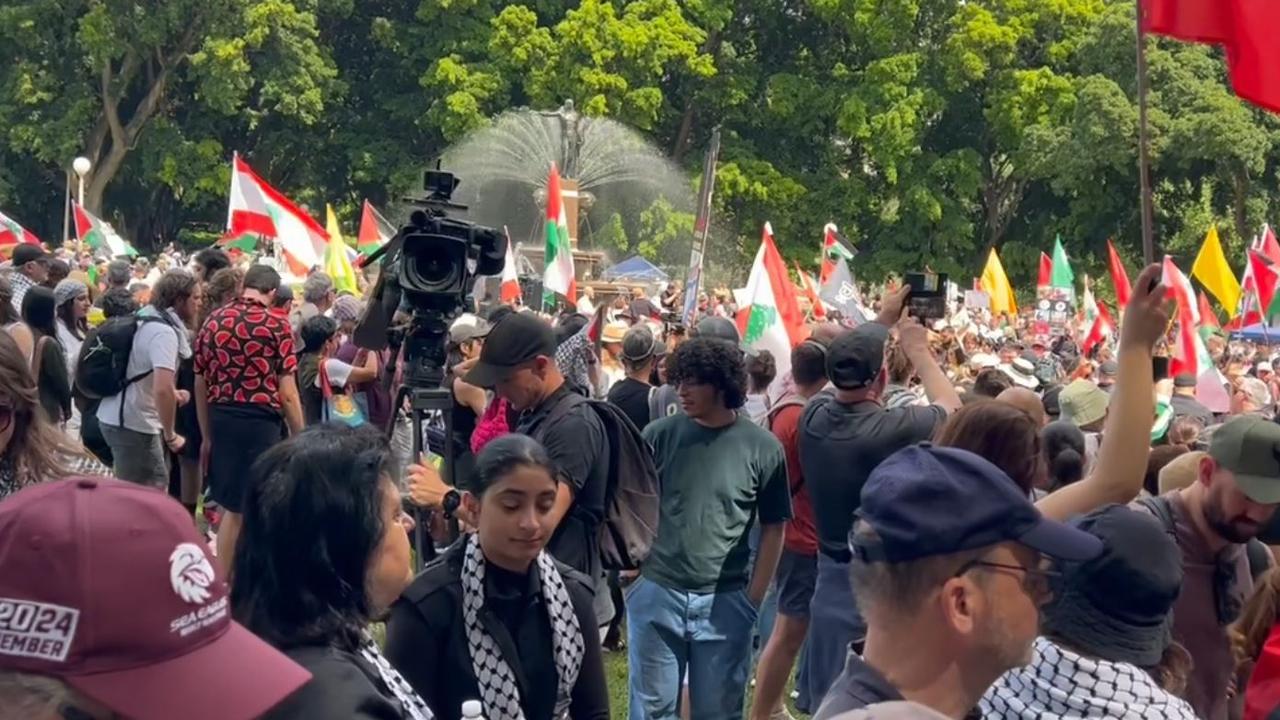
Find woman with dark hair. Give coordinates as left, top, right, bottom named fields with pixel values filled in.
left=231, top=424, right=428, bottom=719
left=53, top=279, right=89, bottom=376
left=0, top=276, right=34, bottom=363
left=935, top=400, right=1045, bottom=495
left=1042, top=420, right=1087, bottom=490
left=386, top=433, right=609, bottom=720
left=21, top=286, right=71, bottom=424
left=0, top=331, right=71, bottom=498
left=297, top=315, right=378, bottom=426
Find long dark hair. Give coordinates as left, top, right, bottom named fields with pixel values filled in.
left=55, top=296, right=87, bottom=341
left=230, top=424, right=396, bottom=651
left=472, top=434, right=557, bottom=497
left=935, top=400, right=1044, bottom=494
left=0, top=277, right=18, bottom=325
left=20, top=287, right=59, bottom=349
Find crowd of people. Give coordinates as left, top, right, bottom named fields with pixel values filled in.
left=6, top=239, right=1280, bottom=720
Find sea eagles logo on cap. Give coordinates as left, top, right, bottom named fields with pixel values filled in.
left=169, top=543, right=215, bottom=605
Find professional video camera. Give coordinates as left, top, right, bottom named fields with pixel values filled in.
left=352, top=166, right=507, bottom=388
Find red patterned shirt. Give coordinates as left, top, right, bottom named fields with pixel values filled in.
left=194, top=298, right=297, bottom=410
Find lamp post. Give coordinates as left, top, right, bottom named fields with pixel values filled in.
left=72, top=157, right=91, bottom=207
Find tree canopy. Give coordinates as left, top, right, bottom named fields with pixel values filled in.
left=3, top=0, right=1280, bottom=293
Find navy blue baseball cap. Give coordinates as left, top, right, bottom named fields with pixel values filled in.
left=853, top=444, right=1104, bottom=563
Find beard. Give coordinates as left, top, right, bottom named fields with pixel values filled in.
left=1204, top=498, right=1261, bottom=544
left=978, top=605, right=1037, bottom=672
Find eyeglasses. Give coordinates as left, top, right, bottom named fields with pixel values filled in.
left=954, top=558, right=1060, bottom=600
left=0, top=404, right=12, bottom=434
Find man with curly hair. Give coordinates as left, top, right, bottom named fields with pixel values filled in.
left=627, top=337, right=792, bottom=720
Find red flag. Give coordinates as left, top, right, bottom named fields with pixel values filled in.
left=1248, top=250, right=1280, bottom=317
left=819, top=224, right=841, bottom=286
left=795, top=261, right=827, bottom=320
left=1228, top=1, right=1280, bottom=113
left=1143, top=0, right=1232, bottom=44
left=1037, top=252, right=1052, bottom=288
left=1081, top=301, right=1116, bottom=357
left=1260, top=225, right=1280, bottom=265
left=1163, top=256, right=1202, bottom=379
left=1198, top=290, right=1220, bottom=329
left=1106, top=239, right=1132, bottom=309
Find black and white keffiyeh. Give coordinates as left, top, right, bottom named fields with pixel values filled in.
left=359, top=635, right=433, bottom=720
left=462, top=534, right=583, bottom=720
left=980, top=637, right=1197, bottom=719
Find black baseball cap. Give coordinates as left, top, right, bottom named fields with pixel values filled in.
left=12, top=244, right=49, bottom=266
left=827, top=323, right=889, bottom=390
left=691, top=316, right=740, bottom=345
left=853, top=444, right=1104, bottom=563
left=463, top=312, right=556, bottom=388
left=1173, top=373, right=1198, bottom=389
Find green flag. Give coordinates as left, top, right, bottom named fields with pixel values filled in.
left=1050, top=235, right=1074, bottom=289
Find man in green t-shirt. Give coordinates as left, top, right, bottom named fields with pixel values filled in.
left=627, top=337, right=792, bottom=720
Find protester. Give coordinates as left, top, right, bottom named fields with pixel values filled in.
left=600, top=320, right=628, bottom=393
left=22, top=286, right=71, bottom=425
left=1234, top=569, right=1280, bottom=720
left=744, top=349, right=777, bottom=423
left=1232, top=376, right=1274, bottom=419
left=7, top=244, right=49, bottom=313
left=607, top=324, right=666, bottom=430
left=1135, top=415, right=1280, bottom=720
left=1001, top=358, right=1039, bottom=391
left=0, top=476, right=311, bottom=719
left=1146, top=444, right=1190, bottom=496
left=387, top=434, right=610, bottom=720
left=103, top=258, right=131, bottom=294
left=229, top=425, right=428, bottom=719
left=752, top=337, right=831, bottom=719
left=131, top=256, right=154, bottom=287
left=882, top=340, right=923, bottom=410
left=296, top=315, right=379, bottom=426
left=0, top=332, right=71, bottom=498
left=981, top=505, right=1196, bottom=719
left=1097, top=360, right=1118, bottom=392
left=972, top=368, right=1013, bottom=399
left=439, top=313, right=489, bottom=486
left=1041, top=421, right=1086, bottom=490
left=799, top=286, right=962, bottom=705
left=995, top=387, right=1045, bottom=427
left=192, top=247, right=232, bottom=282
left=814, top=445, right=1103, bottom=718
left=462, top=312, right=611, bottom=616
left=52, top=279, right=88, bottom=376
left=628, top=337, right=790, bottom=719
left=0, top=276, right=34, bottom=363
left=96, top=271, right=199, bottom=489
left=577, top=285, right=597, bottom=315
left=334, top=295, right=392, bottom=429
left=936, top=400, right=1044, bottom=495
left=294, top=271, right=336, bottom=330
left=1159, top=450, right=1205, bottom=494
left=630, top=286, right=660, bottom=322
left=195, top=264, right=302, bottom=571
left=201, top=266, right=244, bottom=324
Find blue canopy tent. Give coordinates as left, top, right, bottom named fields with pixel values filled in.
left=1232, top=322, right=1280, bottom=344
left=601, top=255, right=669, bottom=283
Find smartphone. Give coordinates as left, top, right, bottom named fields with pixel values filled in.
left=1152, top=356, right=1170, bottom=381
left=905, top=271, right=948, bottom=321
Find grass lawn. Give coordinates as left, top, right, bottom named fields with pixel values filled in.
left=603, top=649, right=810, bottom=719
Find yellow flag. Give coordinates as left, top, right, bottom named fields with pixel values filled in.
left=980, top=247, right=1018, bottom=317
left=1191, top=226, right=1241, bottom=318
left=324, top=204, right=359, bottom=295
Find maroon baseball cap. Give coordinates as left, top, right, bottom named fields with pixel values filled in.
left=0, top=477, right=310, bottom=719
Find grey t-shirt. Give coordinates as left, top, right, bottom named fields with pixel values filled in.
left=97, top=312, right=180, bottom=434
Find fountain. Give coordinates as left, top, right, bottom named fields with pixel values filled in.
left=441, top=101, right=692, bottom=297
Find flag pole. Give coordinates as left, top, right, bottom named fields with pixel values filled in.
left=1136, top=0, right=1156, bottom=265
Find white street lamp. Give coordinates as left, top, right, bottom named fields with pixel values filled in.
left=72, top=156, right=91, bottom=206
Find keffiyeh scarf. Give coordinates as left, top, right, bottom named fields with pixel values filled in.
left=980, top=637, right=1198, bottom=720
left=462, top=534, right=583, bottom=720
left=359, top=634, right=433, bottom=720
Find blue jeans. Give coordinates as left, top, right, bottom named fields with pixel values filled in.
left=803, top=555, right=865, bottom=710
left=627, top=576, right=759, bottom=720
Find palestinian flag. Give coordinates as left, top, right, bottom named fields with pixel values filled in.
left=819, top=223, right=854, bottom=286
left=357, top=200, right=395, bottom=257
left=542, top=164, right=576, bottom=308
left=0, top=210, right=41, bottom=250
left=738, top=223, right=808, bottom=385
left=74, top=203, right=136, bottom=258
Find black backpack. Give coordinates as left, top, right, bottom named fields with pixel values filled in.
left=75, top=314, right=169, bottom=405
left=546, top=393, right=660, bottom=571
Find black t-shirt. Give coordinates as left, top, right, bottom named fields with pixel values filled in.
left=630, top=298, right=660, bottom=321
left=799, top=393, right=945, bottom=561
left=606, top=377, right=652, bottom=431
left=812, top=651, right=906, bottom=720
left=517, top=386, right=609, bottom=579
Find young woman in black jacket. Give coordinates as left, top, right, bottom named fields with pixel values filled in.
left=231, top=424, right=429, bottom=720
left=386, top=433, right=610, bottom=720
left=21, top=286, right=71, bottom=424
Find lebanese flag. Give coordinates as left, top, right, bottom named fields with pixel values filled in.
left=226, top=154, right=329, bottom=276
left=542, top=164, right=576, bottom=306
left=74, top=203, right=137, bottom=258
left=1199, top=290, right=1221, bottom=329
left=500, top=230, right=521, bottom=304
left=738, top=223, right=807, bottom=383
left=0, top=210, right=40, bottom=250
left=1107, top=239, right=1132, bottom=309
left=1037, top=252, right=1053, bottom=288
left=357, top=200, right=395, bottom=257
left=795, top=261, right=827, bottom=320
left=1082, top=301, right=1116, bottom=357
left=1163, top=256, right=1203, bottom=378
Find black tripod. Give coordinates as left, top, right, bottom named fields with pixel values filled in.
left=384, top=309, right=460, bottom=570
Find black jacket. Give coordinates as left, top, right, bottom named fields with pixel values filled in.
left=384, top=540, right=609, bottom=720
left=263, top=644, right=410, bottom=719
